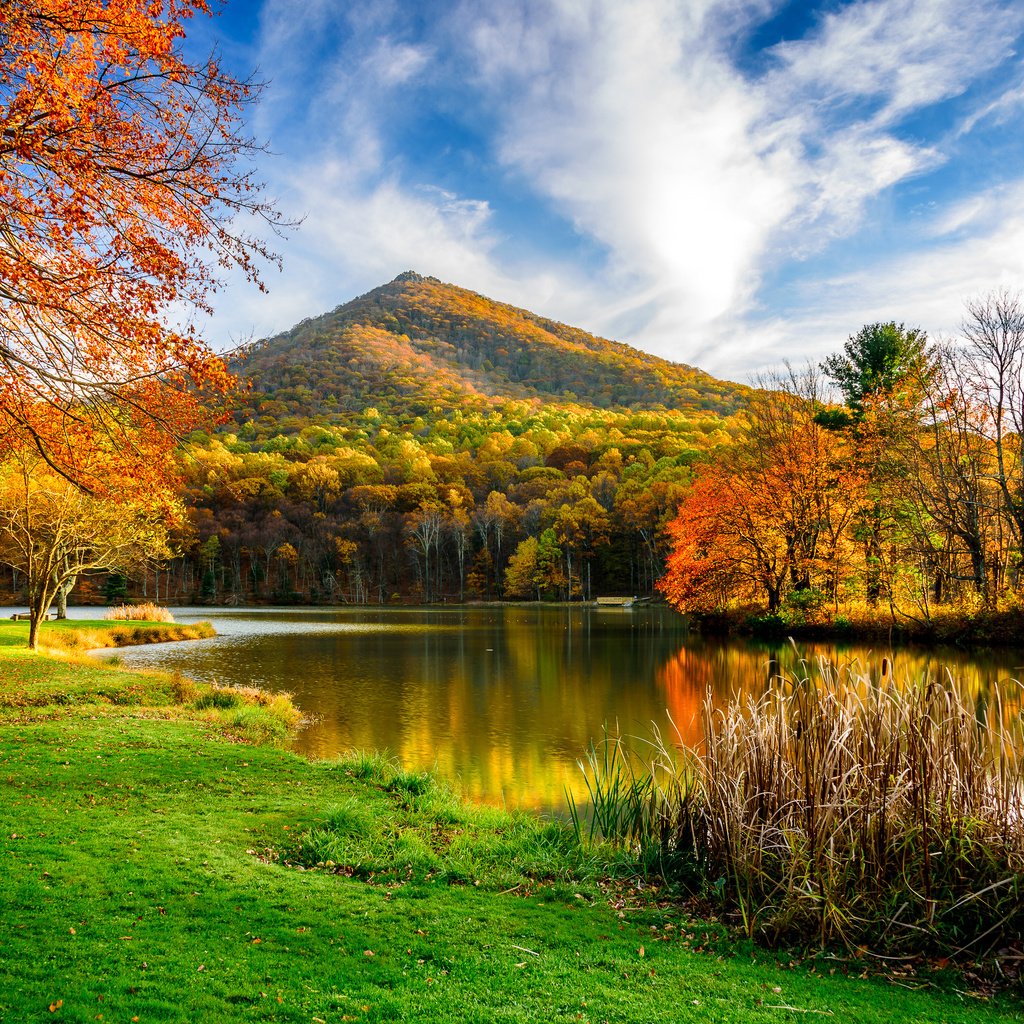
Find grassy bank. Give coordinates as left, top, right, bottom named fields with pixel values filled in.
left=42, top=619, right=217, bottom=652
left=0, top=624, right=1021, bottom=1021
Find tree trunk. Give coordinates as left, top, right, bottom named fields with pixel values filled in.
left=28, top=584, right=50, bottom=650
left=865, top=533, right=882, bottom=607
left=28, top=613, right=40, bottom=651
left=968, top=541, right=989, bottom=607
left=51, top=556, right=73, bottom=619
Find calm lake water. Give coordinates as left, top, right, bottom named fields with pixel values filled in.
left=79, top=605, right=1024, bottom=811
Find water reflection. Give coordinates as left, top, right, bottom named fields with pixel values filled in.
left=89, top=605, right=1024, bottom=811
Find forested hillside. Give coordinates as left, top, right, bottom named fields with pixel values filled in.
left=232, top=272, right=749, bottom=427
left=144, top=274, right=750, bottom=605
left=9, top=268, right=1020, bottom=627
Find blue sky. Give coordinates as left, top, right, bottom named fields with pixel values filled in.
left=195, top=0, right=1024, bottom=382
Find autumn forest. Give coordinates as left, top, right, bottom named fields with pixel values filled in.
left=35, top=272, right=1017, bottom=639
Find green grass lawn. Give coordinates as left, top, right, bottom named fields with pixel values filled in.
left=0, top=621, right=1020, bottom=1023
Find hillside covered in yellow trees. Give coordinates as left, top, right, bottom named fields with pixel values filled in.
left=40, top=273, right=1024, bottom=640
left=234, top=271, right=750, bottom=424
left=159, top=273, right=749, bottom=606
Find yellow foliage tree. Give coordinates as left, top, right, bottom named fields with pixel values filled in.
left=0, top=453, right=181, bottom=648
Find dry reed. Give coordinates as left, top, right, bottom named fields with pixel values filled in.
left=575, top=661, right=1024, bottom=957
left=104, top=602, right=175, bottom=623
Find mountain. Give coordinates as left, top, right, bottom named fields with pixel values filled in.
left=171, top=274, right=751, bottom=608
left=230, top=272, right=750, bottom=426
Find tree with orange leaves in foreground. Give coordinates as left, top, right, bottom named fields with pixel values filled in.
left=0, top=1, right=285, bottom=486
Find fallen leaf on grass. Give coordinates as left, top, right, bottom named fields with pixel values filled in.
left=49, top=1000, right=63, bottom=1012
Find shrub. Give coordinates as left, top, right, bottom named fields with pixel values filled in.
left=170, top=674, right=199, bottom=704
left=785, top=587, right=826, bottom=615
left=743, top=611, right=793, bottom=636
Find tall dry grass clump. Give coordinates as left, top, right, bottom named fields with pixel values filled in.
left=575, top=661, right=1024, bottom=957
left=105, top=602, right=175, bottom=623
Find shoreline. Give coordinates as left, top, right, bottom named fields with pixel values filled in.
left=687, top=606, right=1024, bottom=648
left=52, top=618, right=218, bottom=652
left=40, top=599, right=1024, bottom=654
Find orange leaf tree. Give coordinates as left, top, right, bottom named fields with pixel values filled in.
left=660, top=368, right=866, bottom=615
left=0, top=0, right=284, bottom=484
left=658, top=470, right=750, bottom=612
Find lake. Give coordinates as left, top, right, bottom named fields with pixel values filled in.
left=82, top=605, right=1024, bottom=811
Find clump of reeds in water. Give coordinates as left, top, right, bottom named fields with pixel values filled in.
left=104, top=602, right=175, bottom=623
left=573, top=660, right=1024, bottom=958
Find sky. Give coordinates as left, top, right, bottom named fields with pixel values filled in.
left=194, top=0, right=1024, bottom=383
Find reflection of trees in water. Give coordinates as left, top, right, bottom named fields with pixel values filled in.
left=174, top=609, right=1022, bottom=811
left=292, top=607, right=693, bottom=809
left=654, top=640, right=1024, bottom=757
left=654, top=649, right=706, bottom=748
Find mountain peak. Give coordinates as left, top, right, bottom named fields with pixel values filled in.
left=237, top=275, right=749, bottom=421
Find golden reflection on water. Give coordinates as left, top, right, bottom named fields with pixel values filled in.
left=111, top=606, right=1024, bottom=812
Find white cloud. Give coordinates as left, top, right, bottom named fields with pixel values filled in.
left=768, top=0, right=1021, bottom=122
left=462, top=0, right=803, bottom=341
left=956, top=80, right=1024, bottom=137
left=460, top=0, right=1024, bottom=368
left=708, top=180, right=1024, bottom=380
left=369, top=39, right=432, bottom=85
left=795, top=128, right=938, bottom=238
left=454, top=0, right=1024, bottom=361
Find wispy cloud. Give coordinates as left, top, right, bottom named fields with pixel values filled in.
left=720, top=180, right=1024, bottom=378
left=767, top=0, right=1020, bottom=122
left=465, top=0, right=800, bottom=332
